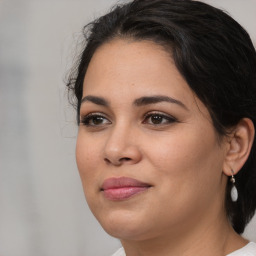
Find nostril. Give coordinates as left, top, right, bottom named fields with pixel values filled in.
left=120, top=157, right=132, bottom=162
left=104, top=157, right=132, bottom=165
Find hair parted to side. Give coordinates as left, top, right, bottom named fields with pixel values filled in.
left=66, top=0, right=256, bottom=234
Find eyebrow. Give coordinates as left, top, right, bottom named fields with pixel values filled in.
left=80, top=95, right=187, bottom=110
left=81, top=95, right=109, bottom=106
left=134, top=95, right=188, bottom=110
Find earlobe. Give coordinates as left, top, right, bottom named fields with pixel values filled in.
left=222, top=118, right=255, bottom=176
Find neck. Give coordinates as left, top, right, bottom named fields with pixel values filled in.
left=121, top=208, right=247, bottom=256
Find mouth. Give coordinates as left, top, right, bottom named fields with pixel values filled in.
left=101, top=176, right=152, bottom=201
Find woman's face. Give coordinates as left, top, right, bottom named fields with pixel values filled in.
left=76, top=39, right=228, bottom=241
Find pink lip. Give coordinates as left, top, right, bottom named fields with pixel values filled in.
left=101, top=177, right=151, bottom=201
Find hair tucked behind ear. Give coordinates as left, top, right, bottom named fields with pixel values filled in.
left=66, top=0, right=256, bottom=234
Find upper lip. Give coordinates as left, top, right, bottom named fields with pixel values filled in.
left=101, top=177, right=151, bottom=190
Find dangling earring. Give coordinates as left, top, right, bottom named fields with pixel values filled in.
left=230, top=170, right=238, bottom=202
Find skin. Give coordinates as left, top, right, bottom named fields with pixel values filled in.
left=76, top=39, right=252, bottom=256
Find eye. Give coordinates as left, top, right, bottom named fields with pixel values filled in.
left=143, top=112, right=176, bottom=125
left=80, top=113, right=111, bottom=127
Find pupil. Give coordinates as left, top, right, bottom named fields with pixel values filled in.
left=151, top=115, right=162, bottom=124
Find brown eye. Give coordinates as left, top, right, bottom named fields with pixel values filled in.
left=143, top=113, right=176, bottom=125
left=80, top=114, right=111, bottom=126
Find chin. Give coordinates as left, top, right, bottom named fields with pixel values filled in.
left=104, top=224, right=151, bottom=241
left=95, top=208, right=157, bottom=241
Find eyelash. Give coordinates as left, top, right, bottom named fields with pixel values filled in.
left=80, top=112, right=177, bottom=127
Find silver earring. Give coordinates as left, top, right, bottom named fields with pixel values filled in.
left=230, top=170, right=238, bottom=202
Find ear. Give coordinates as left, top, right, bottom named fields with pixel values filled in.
left=222, top=118, right=255, bottom=176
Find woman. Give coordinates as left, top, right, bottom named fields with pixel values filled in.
left=66, top=0, right=256, bottom=255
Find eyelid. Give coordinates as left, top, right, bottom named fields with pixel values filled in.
left=143, top=111, right=177, bottom=120
left=80, top=111, right=108, bottom=118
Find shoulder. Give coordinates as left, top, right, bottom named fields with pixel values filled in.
left=227, top=242, right=256, bottom=256
left=110, top=244, right=256, bottom=256
left=111, top=247, right=126, bottom=256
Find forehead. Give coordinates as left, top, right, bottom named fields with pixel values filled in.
left=84, top=40, right=186, bottom=91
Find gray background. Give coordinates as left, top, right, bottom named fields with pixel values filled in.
left=0, top=0, right=255, bottom=256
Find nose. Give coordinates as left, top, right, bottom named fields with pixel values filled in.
left=103, top=126, right=142, bottom=166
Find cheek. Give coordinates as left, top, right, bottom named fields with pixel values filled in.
left=141, top=129, right=224, bottom=228
left=76, top=133, right=101, bottom=194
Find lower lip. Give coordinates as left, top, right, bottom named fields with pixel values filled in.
left=103, top=187, right=149, bottom=201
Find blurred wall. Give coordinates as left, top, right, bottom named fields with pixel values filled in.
left=0, top=1, right=255, bottom=256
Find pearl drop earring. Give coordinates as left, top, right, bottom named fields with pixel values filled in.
left=230, top=170, right=238, bottom=202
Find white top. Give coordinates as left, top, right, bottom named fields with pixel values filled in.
left=227, top=242, right=256, bottom=256
left=112, top=247, right=126, bottom=256
left=111, top=242, right=256, bottom=256
left=111, top=247, right=125, bottom=256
